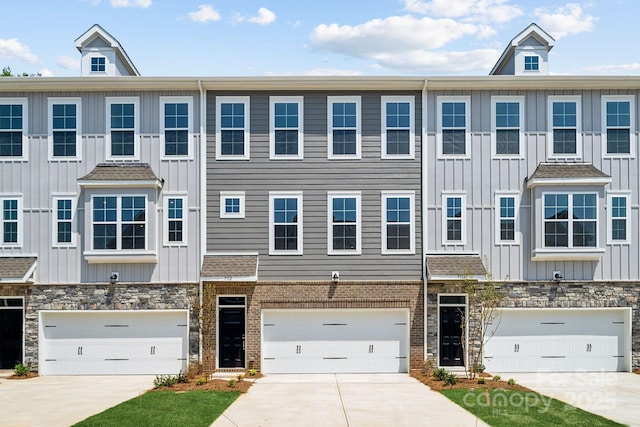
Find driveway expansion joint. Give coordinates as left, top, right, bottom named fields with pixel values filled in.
left=334, top=374, right=351, bottom=427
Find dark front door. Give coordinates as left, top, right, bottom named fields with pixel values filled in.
left=0, top=308, right=23, bottom=369
left=439, top=306, right=465, bottom=367
left=219, top=307, right=245, bottom=368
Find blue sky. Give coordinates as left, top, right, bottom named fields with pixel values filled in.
left=0, top=0, right=638, bottom=77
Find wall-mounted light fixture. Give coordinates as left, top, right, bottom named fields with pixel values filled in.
left=110, top=272, right=119, bottom=285
left=552, top=270, right=563, bottom=282
left=331, top=271, right=339, bottom=284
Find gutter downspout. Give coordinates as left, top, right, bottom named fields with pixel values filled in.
left=198, top=79, right=206, bottom=365
left=421, top=79, right=429, bottom=361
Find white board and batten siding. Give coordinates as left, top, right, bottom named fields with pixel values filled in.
left=483, top=308, right=632, bottom=373
left=261, top=309, right=409, bottom=374
left=39, top=310, right=189, bottom=375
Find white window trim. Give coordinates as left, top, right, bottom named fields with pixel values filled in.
left=541, top=191, right=599, bottom=249
left=0, top=194, right=23, bottom=247
left=269, top=191, right=303, bottom=255
left=47, top=98, right=82, bottom=162
left=442, top=192, right=466, bottom=245
left=607, top=191, right=631, bottom=245
left=0, top=98, right=28, bottom=162
left=381, top=96, right=415, bottom=159
left=52, top=194, right=77, bottom=248
left=88, top=194, right=149, bottom=252
left=327, top=96, right=361, bottom=160
left=216, top=96, right=250, bottom=160
left=220, top=191, right=245, bottom=219
left=269, top=96, right=304, bottom=160
left=523, top=55, right=540, bottom=72
left=327, top=191, right=362, bottom=255
left=547, top=95, right=582, bottom=160
left=494, top=191, right=521, bottom=245
left=601, top=95, right=635, bottom=159
left=160, top=96, right=194, bottom=160
left=105, top=97, right=140, bottom=161
left=381, top=191, right=415, bottom=255
left=163, top=193, right=188, bottom=246
left=436, top=96, right=471, bottom=159
left=491, top=96, right=524, bottom=159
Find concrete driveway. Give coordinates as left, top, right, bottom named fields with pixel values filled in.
left=212, top=374, right=489, bottom=427
left=0, top=374, right=154, bottom=427
left=507, top=372, right=640, bottom=427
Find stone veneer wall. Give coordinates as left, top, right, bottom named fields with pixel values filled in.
left=202, top=281, right=424, bottom=372
left=427, top=281, right=640, bottom=369
left=0, top=283, right=199, bottom=371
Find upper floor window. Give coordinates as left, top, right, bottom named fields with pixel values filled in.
left=92, top=195, right=146, bottom=251
left=0, top=98, right=27, bottom=160
left=524, top=55, right=539, bottom=71
left=437, top=97, right=470, bottom=157
left=106, top=97, right=139, bottom=160
left=495, top=193, right=520, bottom=245
left=607, top=193, right=630, bottom=244
left=216, top=96, right=250, bottom=160
left=442, top=193, right=465, bottom=245
left=602, top=95, right=635, bottom=157
left=91, top=57, right=105, bottom=72
left=164, top=194, right=187, bottom=246
left=270, top=96, right=303, bottom=159
left=53, top=196, right=77, bottom=247
left=548, top=96, right=581, bottom=158
left=48, top=98, right=81, bottom=160
left=543, top=193, right=596, bottom=248
left=327, top=192, right=361, bottom=255
left=269, top=192, right=303, bottom=255
left=161, top=97, right=192, bottom=158
left=382, top=191, right=415, bottom=254
left=381, top=96, right=415, bottom=159
left=220, top=191, right=245, bottom=219
left=328, top=96, right=361, bottom=159
left=492, top=96, right=523, bottom=157
left=1, top=196, right=21, bottom=247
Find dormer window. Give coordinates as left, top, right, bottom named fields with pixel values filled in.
left=91, top=57, right=105, bottom=72
left=524, top=55, right=539, bottom=71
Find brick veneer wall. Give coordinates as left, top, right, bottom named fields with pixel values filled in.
left=0, top=283, right=199, bottom=372
left=426, top=281, right=640, bottom=369
left=202, top=281, right=424, bottom=372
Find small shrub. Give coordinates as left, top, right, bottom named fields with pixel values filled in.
left=492, top=375, right=501, bottom=382
left=248, top=369, right=257, bottom=376
left=176, top=372, right=189, bottom=384
left=507, top=378, right=516, bottom=386
left=13, top=363, right=29, bottom=376
left=477, top=377, right=486, bottom=384
left=195, top=377, right=207, bottom=386
left=473, top=363, right=486, bottom=373
left=433, top=367, right=447, bottom=381
left=185, top=362, right=203, bottom=379
left=227, top=378, right=236, bottom=388
left=423, top=357, right=437, bottom=376
left=153, top=375, right=178, bottom=388
left=443, top=372, right=458, bottom=386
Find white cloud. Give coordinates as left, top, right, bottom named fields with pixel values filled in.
left=39, top=68, right=54, bottom=77
left=57, top=56, right=80, bottom=69
left=403, top=0, right=522, bottom=24
left=534, top=3, right=596, bottom=39
left=0, top=38, right=38, bottom=63
left=583, top=63, right=640, bottom=75
left=188, top=5, right=221, bottom=23
left=248, top=7, right=276, bottom=25
left=265, top=68, right=364, bottom=76
left=110, top=0, right=152, bottom=8
left=374, top=48, right=500, bottom=73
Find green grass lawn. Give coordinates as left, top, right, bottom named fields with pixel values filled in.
left=441, top=388, right=624, bottom=427
left=73, top=390, right=241, bottom=427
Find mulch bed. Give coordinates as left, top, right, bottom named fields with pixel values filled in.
left=6, top=372, right=39, bottom=380
left=151, top=372, right=263, bottom=393
left=411, top=371, right=533, bottom=392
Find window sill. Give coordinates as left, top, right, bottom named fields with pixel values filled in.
left=84, top=251, right=158, bottom=264
left=531, top=248, right=605, bottom=261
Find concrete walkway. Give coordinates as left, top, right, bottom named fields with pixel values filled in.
left=0, top=374, right=154, bottom=427
left=212, top=374, right=489, bottom=427
left=506, top=372, right=640, bottom=427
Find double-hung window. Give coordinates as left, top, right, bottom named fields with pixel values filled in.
left=442, top=193, right=465, bottom=244
left=327, top=192, right=361, bottom=255
left=161, top=97, right=192, bottom=158
left=49, top=98, right=81, bottom=160
left=607, top=193, right=630, bottom=244
left=92, top=195, right=146, bottom=251
left=270, top=96, right=303, bottom=159
left=106, top=97, right=139, bottom=160
left=548, top=96, right=581, bottom=158
left=602, top=95, right=634, bottom=157
left=269, top=192, right=303, bottom=255
left=543, top=193, right=597, bottom=248
left=381, top=96, right=414, bottom=158
left=220, top=191, right=245, bottom=219
left=216, top=96, right=250, bottom=160
left=164, top=194, right=187, bottom=245
left=0, top=98, right=27, bottom=160
left=1, top=196, right=21, bottom=246
left=495, top=193, right=519, bottom=244
left=52, top=195, right=76, bottom=247
left=382, top=191, right=415, bottom=254
left=328, top=96, right=361, bottom=159
left=492, top=96, right=523, bottom=157
left=438, top=96, right=470, bottom=157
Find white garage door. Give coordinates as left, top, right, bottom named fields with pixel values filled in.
left=262, top=309, right=409, bottom=374
left=40, top=310, right=189, bottom=375
left=483, top=308, right=631, bottom=373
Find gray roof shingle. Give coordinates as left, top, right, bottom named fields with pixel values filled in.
left=426, top=254, right=486, bottom=278
left=79, top=163, right=160, bottom=182
left=528, top=163, right=609, bottom=180
left=0, top=257, right=37, bottom=282
left=201, top=255, right=258, bottom=280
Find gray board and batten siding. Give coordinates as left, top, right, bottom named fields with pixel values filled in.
left=0, top=90, right=202, bottom=284
left=206, top=91, right=423, bottom=282
left=425, top=89, right=640, bottom=282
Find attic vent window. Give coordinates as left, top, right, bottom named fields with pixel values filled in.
left=91, top=57, right=106, bottom=72
left=524, top=55, right=539, bottom=71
